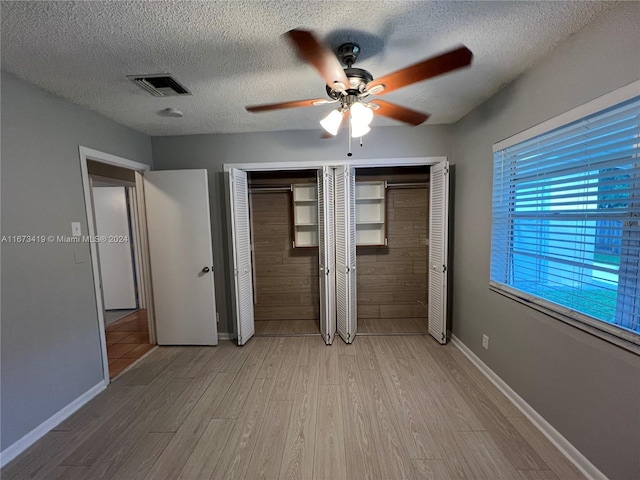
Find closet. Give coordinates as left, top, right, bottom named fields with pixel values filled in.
left=247, top=170, right=321, bottom=336
left=355, top=167, right=430, bottom=334
left=227, top=159, right=449, bottom=346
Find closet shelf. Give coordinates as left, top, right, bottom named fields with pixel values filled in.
left=355, top=180, right=387, bottom=247
left=292, top=183, right=319, bottom=247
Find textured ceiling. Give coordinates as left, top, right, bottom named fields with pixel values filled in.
left=1, top=1, right=616, bottom=136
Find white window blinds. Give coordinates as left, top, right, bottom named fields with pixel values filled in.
left=490, top=96, right=640, bottom=343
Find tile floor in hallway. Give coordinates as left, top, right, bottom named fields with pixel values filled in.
left=105, top=309, right=153, bottom=379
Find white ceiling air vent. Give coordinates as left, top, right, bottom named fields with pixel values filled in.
left=127, top=73, right=192, bottom=97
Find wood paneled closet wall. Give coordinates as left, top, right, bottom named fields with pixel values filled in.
left=248, top=171, right=320, bottom=327
left=356, top=167, right=430, bottom=333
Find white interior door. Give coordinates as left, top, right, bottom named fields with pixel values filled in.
left=92, top=186, right=137, bottom=310
left=318, top=166, right=336, bottom=344
left=336, top=165, right=357, bottom=344
left=428, top=160, right=450, bottom=344
left=144, top=169, right=218, bottom=345
left=228, top=168, right=255, bottom=345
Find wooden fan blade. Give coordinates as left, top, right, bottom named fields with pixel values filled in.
left=246, top=98, right=329, bottom=113
left=285, top=29, right=349, bottom=88
left=322, top=110, right=349, bottom=138
left=369, top=46, right=473, bottom=95
left=370, top=100, right=430, bottom=125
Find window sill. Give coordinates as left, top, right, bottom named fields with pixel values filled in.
left=488, top=282, right=640, bottom=356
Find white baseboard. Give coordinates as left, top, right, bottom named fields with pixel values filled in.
left=0, top=381, right=107, bottom=468
left=218, top=332, right=235, bottom=341
left=450, top=335, right=607, bottom=480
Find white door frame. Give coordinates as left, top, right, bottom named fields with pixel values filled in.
left=223, top=156, right=447, bottom=341
left=223, top=156, right=446, bottom=173
left=79, top=146, right=153, bottom=385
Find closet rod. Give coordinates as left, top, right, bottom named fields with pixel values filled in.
left=249, top=186, right=292, bottom=193
left=386, top=182, right=429, bottom=188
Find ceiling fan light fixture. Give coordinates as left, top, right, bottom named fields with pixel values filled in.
left=350, top=101, right=374, bottom=126
left=320, top=109, right=344, bottom=136
left=350, top=120, right=371, bottom=138
left=349, top=102, right=373, bottom=137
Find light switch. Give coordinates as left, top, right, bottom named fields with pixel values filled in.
left=72, top=222, right=82, bottom=237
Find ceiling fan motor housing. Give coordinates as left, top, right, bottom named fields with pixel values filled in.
left=325, top=42, right=373, bottom=100
left=337, top=42, right=361, bottom=67
left=326, top=67, right=374, bottom=99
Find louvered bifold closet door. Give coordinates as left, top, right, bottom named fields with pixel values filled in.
left=318, top=166, right=336, bottom=344
left=428, top=160, right=450, bottom=344
left=228, top=168, right=255, bottom=345
left=336, top=165, right=357, bottom=344
left=348, top=166, right=357, bottom=337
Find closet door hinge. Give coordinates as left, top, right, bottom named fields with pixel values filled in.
left=443, top=166, right=449, bottom=175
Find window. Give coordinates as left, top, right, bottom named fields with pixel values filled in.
left=490, top=93, right=640, bottom=347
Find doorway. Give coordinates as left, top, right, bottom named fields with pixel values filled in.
left=89, top=170, right=153, bottom=378
left=80, top=147, right=156, bottom=383
left=81, top=149, right=221, bottom=382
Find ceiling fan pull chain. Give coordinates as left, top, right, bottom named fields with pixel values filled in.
left=347, top=120, right=353, bottom=157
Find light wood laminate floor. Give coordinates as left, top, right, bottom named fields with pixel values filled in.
left=2, top=336, right=584, bottom=480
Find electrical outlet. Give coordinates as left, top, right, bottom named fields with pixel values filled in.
left=482, top=334, right=489, bottom=349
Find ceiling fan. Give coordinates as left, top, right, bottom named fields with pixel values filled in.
left=246, top=29, right=473, bottom=148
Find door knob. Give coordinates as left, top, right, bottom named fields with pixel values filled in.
left=202, top=267, right=210, bottom=273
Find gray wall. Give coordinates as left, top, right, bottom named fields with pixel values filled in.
left=152, top=125, right=453, bottom=334
left=450, top=3, right=640, bottom=479
left=0, top=72, right=152, bottom=450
